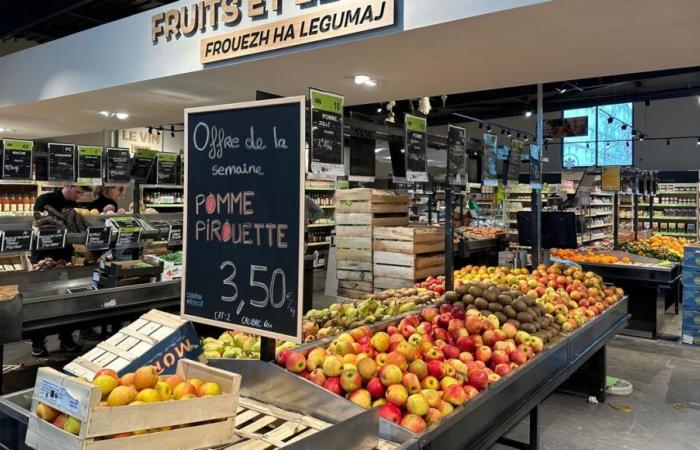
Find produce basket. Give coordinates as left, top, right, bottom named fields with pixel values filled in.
left=26, top=359, right=241, bottom=450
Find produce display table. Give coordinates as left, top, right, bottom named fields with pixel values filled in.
left=577, top=262, right=679, bottom=338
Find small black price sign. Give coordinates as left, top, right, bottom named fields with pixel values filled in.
left=405, top=114, right=428, bottom=182
left=106, top=147, right=131, bottom=184
left=2, top=139, right=33, bottom=180
left=77, top=146, right=103, bottom=185
left=131, top=148, right=156, bottom=183
left=85, top=227, right=112, bottom=250
left=148, top=219, right=170, bottom=237
left=157, top=153, right=179, bottom=185
left=36, top=228, right=67, bottom=250
left=168, top=224, right=183, bottom=243
left=115, top=227, right=141, bottom=249
left=447, top=125, right=467, bottom=184
left=309, top=88, right=344, bottom=176
left=48, top=143, right=76, bottom=182
left=1, top=230, right=32, bottom=252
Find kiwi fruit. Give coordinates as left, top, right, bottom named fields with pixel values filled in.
left=503, top=305, right=517, bottom=319
left=488, top=302, right=503, bottom=312
left=467, top=304, right=478, bottom=311
left=475, top=282, right=489, bottom=290
left=480, top=309, right=491, bottom=317
left=512, top=299, right=527, bottom=313
left=444, top=291, right=459, bottom=303
left=484, top=288, right=499, bottom=303
left=495, top=312, right=507, bottom=324
left=498, top=294, right=513, bottom=306
left=468, top=286, right=484, bottom=297
left=524, top=296, right=535, bottom=306
left=507, top=290, right=521, bottom=299
left=521, top=323, right=537, bottom=334
left=527, top=307, right=538, bottom=318
left=474, top=298, right=489, bottom=310
left=462, top=294, right=475, bottom=305
left=517, top=312, right=534, bottom=323
left=496, top=284, right=510, bottom=292
left=455, top=285, right=468, bottom=297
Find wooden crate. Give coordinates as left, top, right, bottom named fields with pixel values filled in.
left=373, top=226, right=445, bottom=254
left=373, top=251, right=445, bottom=289
left=26, top=359, right=241, bottom=450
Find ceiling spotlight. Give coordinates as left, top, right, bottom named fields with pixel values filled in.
left=696, top=137, right=700, bottom=146
left=639, top=134, right=646, bottom=141
left=644, top=98, right=650, bottom=107
left=501, top=128, right=505, bottom=135
left=607, top=116, right=614, bottom=124
left=376, top=106, right=382, bottom=113
left=606, top=141, right=610, bottom=147
left=115, top=112, right=129, bottom=120
left=632, top=130, right=637, bottom=138
left=666, top=139, right=670, bottom=146
left=478, top=123, right=483, bottom=129
left=586, top=142, right=590, bottom=148
left=148, top=127, right=153, bottom=134
left=486, top=125, right=492, bottom=132
left=516, top=133, right=521, bottom=139
left=626, top=141, right=630, bottom=147
left=524, top=136, right=530, bottom=142
left=621, top=124, right=627, bottom=130
left=99, top=111, right=110, bottom=117
left=525, top=111, right=533, bottom=118
left=507, top=130, right=512, bottom=137
left=418, top=97, right=431, bottom=115
left=364, top=79, right=377, bottom=87
left=157, top=129, right=162, bottom=136
left=170, top=125, right=175, bottom=137
left=354, top=75, right=370, bottom=85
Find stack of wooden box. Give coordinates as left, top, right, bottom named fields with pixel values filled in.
left=335, top=189, right=409, bottom=299
left=373, top=226, right=445, bottom=290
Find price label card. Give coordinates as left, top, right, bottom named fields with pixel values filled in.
left=77, top=146, right=103, bottom=185
left=183, top=97, right=305, bottom=343
left=405, top=114, right=428, bottom=182
left=157, top=152, right=179, bottom=185
left=115, top=227, right=141, bottom=249
left=131, top=148, right=156, bottom=183
left=2, top=230, right=32, bottom=252
left=106, top=147, right=131, bottom=184
left=85, top=227, right=112, bottom=250
left=48, top=143, right=76, bottom=182
left=36, top=228, right=67, bottom=250
left=168, top=223, right=182, bottom=243
left=37, top=379, right=82, bottom=418
left=2, top=139, right=33, bottom=179
left=447, top=125, right=467, bottom=185
left=148, top=219, right=170, bottom=236
left=310, top=88, right=344, bottom=176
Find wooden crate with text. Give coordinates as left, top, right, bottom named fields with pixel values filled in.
left=26, top=359, right=241, bottom=450
left=335, top=189, right=410, bottom=298
left=373, top=226, right=446, bottom=290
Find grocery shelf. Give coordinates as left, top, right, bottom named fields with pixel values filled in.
left=590, top=192, right=614, bottom=196
left=308, top=223, right=336, bottom=228
left=659, top=232, right=696, bottom=237
left=307, top=241, right=330, bottom=247
left=320, top=205, right=335, bottom=209
left=655, top=191, right=696, bottom=195
left=586, top=212, right=612, bottom=218
left=305, top=187, right=336, bottom=191
left=588, top=223, right=613, bottom=229
left=638, top=216, right=695, bottom=221
left=145, top=203, right=183, bottom=208
left=640, top=203, right=697, bottom=207
left=590, top=203, right=613, bottom=207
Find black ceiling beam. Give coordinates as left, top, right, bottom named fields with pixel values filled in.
left=0, top=0, right=94, bottom=40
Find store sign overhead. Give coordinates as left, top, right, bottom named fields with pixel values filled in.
left=152, top=0, right=394, bottom=64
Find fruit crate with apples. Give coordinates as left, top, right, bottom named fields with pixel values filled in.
left=373, top=226, right=445, bottom=290
left=336, top=189, right=410, bottom=299
left=25, top=359, right=241, bottom=450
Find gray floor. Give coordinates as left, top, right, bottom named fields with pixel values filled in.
left=4, top=271, right=700, bottom=449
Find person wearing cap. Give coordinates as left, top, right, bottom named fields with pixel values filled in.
left=29, top=183, right=87, bottom=356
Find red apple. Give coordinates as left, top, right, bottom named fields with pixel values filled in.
left=442, top=344, right=460, bottom=360
left=437, top=313, right=452, bottom=329
left=475, top=346, right=492, bottom=363
left=491, top=349, right=509, bottom=366
left=308, top=368, right=326, bottom=386
left=463, top=384, right=480, bottom=398
left=323, top=376, right=342, bottom=395
left=456, top=335, right=476, bottom=353
left=451, top=307, right=465, bottom=320
left=366, top=377, right=385, bottom=399
left=285, top=352, right=307, bottom=373
left=494, top=363, right=511, bottom=377
left=439, top=303, right=453, bottom=315
left=378, top=403, right=402, bottom=424
left=427, top=360, right=445, bottom=379
left=465, top=316, right=482, bottom=334
left=276, top=349, right=292, bottom=366
left=481, top=330, right=497, bottom=347
left=458, top=351, right=474, bottom=363
left=510, top=349, right=527, bottom=365
left=467, top=369, right=488, bottom=390
left=421, top=308, right=439, bottom=323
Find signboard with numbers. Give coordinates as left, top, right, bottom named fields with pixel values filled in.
left=183, top=97, right=305, bottom=342
left=405, top=114, right=428, bottom=182
left=48, top=143, right=76, bottom=182
left=157, top=152, right=179, bottom=185
left=309, top=88, right=344, bottom=176
left=106, top=147, right=131, bottom=184
left=77, top=146, right=103, bottom=185
left=447, top=125, right=467, bottom=184
left=131, top=148, right=157, bottom=183
left=2, top=139, right=33, bottom=179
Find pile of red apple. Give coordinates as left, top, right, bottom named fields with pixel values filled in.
left=414, top=276, right=445, bottom=295
left=277, top=303, right=543, bottom=433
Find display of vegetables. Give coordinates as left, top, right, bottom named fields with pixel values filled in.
left=621, top=234, right=690, bottom=262
left=455, top=227, right=505, bottom=240
left=303, top=288, right=440, bottom=342
left=201, top=331, right=297, bottom=359
left=32, top=257, right=72, bottom=271
left=159, top=251, right=182, bottom=264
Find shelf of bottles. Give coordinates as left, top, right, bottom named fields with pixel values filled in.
left=581, top=191, right=614, bottom=244
left=142, top=185, right=184, bottom=210
left=503, top=184, right=562, bottom=236
left=616, top=192, right=635, bottom=244
left=640, top=182, right=699, bottom=239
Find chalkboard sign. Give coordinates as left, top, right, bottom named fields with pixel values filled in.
left=506, top=139, right=524, bottom=185
left=405, top=114, right=428, bottom=182
left=2, top=139, right=33, bottom=180
left=36, top=228, right=67, bottom=251
left=157, top=153, right=179, bottom=185
left=2, top=230, right=32, bottom=252
left=48, top=143, right=76, bottom=182
left=131, top=148, right=156, bottom=182
left=183, top=97, right=305, bottom=342
left=309, top=88, right=344, bottom=176
left=77, top=146, right=103, bottom=185
left=106, top=147, right=131, bottom=184
left=115, top=227, right=141, bottom=249
left=109, top=216, right=141, bottom=229
left=148, top=219, right=170, bottom=236
left=85, top=227, right=112, bottom=250
left=447, top=125, right=467, bottom=184
left=168, top=223, right=183, bottom=243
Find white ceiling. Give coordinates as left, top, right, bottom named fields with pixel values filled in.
left=1, top=0, right=700, bottom=139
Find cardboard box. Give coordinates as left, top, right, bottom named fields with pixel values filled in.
left=64, top=310, right=202, bottom=381
left=682, top=323, right=700, bottom=346
left=682, top=288, right=700, bottom=310
left=145, top=254, right=182, bottom=280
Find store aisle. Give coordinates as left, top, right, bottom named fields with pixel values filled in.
left=493, top=336, right=700, bottom=450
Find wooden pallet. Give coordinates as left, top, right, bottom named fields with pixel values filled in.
left=26, top=359, right=241, bottom=450
left=373, top=226, right=445, bottom=254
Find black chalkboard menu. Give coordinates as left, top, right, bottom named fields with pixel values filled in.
left=2, top=139, right=33, bottom=180
left=131, top=148, right=156, bottom=182
left=168, top=223, right=183, bottom=243
left=106, top=147, right=131, bottom=184
left=115, top=227, right=141, bottom=249
left=85, top=227, right=112, bottom=250
left=309, top=88, right=344, bottom=176
left=506, top=139, right=524, bottom=185
left=157, top=152, right=179, bottom=185
left=47, top=143, right=76, bottom=182
left=77, top=146, right=103, bottom=185
left=404, top=114, right=428, bottom=182
left=447, top=125, right=467, bottom=184
left=183, top=97, right=305, bottom=342
left=36, top=228, right=67, bottom=250
left=1, top=230, right=32, bottom=252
